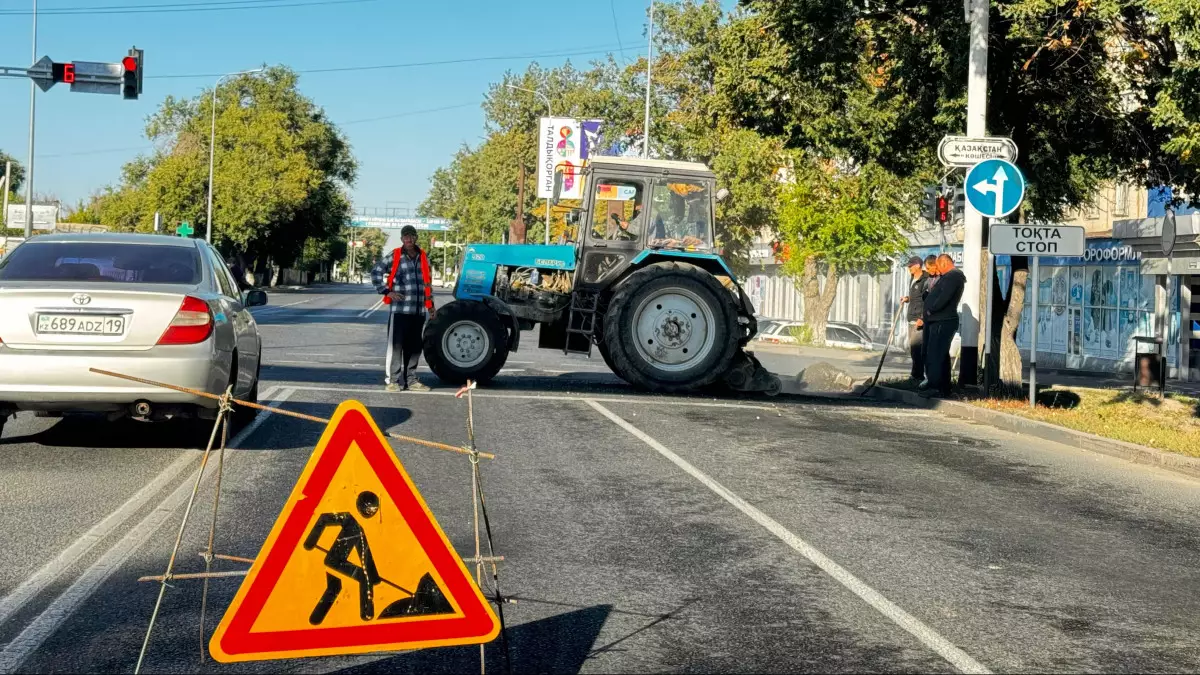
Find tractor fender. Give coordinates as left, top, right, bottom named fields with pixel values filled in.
left=478, top=295, right=521, bottom=353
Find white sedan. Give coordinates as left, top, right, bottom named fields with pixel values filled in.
left=0, top=233, right=267, bottom=434
left=755, top=319, right=877, bottom=350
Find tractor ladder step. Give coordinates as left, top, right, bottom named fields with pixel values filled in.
left=564, top=291, right=600, bottom=356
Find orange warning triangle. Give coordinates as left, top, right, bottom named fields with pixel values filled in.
left=209, top=401, right=500, bottom=663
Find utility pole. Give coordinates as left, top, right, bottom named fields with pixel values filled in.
left=643, top=1, right=654, bottom=159
left=959, top=0, right=989, bottom=387
left=511, top=162, right=526, bottom=244
left=2, top=161, right=10, bottom=228
left=24, top=0, right=37, bottom=238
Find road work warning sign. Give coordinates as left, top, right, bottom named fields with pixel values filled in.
left=209, top=401, right=499, bottom=663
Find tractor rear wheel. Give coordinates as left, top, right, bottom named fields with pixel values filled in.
left=603, top=262, right=739, bottom=393
left=422, top=301, right=509, bottom=385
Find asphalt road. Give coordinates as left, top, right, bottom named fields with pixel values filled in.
left=2, top=283, right=1200, bottom=673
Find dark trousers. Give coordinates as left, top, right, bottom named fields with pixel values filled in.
left=387, top=312, right=425, bottom=386
left=924, top=319, right=958, bottom=394
left=907, top=321, right=925, bottom=380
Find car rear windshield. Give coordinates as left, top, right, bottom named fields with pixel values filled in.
left=0, top=241, right=203, bottom=285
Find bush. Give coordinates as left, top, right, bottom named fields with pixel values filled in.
left=788, top=324, right=816, bottom=345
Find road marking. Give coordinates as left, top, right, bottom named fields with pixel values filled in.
left=250, top=299, right=313, bottom=314
left=0, top=388, right=294, bottom=674
left=358, top=298, right=384, bottom=318
left=282, top=385, right=783, bottom=411
left=0, top=385, right=281, bottom=632
left=266, top=360, right=375, bottom=368
left=583, top=399, right=991, bottom=675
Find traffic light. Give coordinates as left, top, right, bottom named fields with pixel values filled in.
left=952, top=188, right=965, bottom=223
left=51, top=61, right=75, bottom=84
left=936, top=194, right=950, bottom=224
left=122, top=48, right=142, bottom=100
left=920, top=186, right=938, bottom=222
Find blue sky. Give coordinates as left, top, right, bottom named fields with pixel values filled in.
left=0, top=0, right=667, bottom=214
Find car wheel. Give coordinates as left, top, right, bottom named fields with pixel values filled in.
left=230, top=363, right=260, bottom=434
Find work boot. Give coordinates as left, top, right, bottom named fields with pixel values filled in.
left=407, top=380, right=431, bottom=392
left=385, top=383, right=402, bottom=393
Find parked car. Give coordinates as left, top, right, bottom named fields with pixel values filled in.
left=753, top=319, right=876, bottom=350
left=0, top=233, right=268, bottom=434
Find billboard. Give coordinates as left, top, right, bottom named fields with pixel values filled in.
left=538, top=117, right=584, bottom=200
left=5, top=204, right=58, bottom=230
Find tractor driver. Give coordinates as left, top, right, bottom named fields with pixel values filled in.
left=650, top=191, right=706, bottom=249
left=607, top=202, right=643, bottom=241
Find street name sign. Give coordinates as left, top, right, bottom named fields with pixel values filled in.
left=966, top=159, right=1026, bottom=219
left=209, top=401, right=499, bottom=663
left=938, top=135, right=1018, bottom=167
left=989, top=225, right=1085, bottom=256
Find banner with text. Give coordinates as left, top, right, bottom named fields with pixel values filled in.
left=538, top=117, right=584, bottom=200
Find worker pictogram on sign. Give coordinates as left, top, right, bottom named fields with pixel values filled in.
left=209, top=401, right=500, bottom=663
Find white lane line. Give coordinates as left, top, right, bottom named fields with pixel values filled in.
left=250, top=299, right=313, bottom=314
left=0, top=385, right=280, bottom=631
left=583, top=399, right=991, bottom=675
left=0, top=388, right=294, bottom=674
left=266, top=360, right=375, bottom=368
left=358, top=298, right=384, bottom=319
left=281, top=385, right=783, bottom=411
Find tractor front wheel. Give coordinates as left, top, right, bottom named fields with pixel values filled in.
left=422, top=301, right=509, bottom=385
left=603, top=262, right=739, bottom=393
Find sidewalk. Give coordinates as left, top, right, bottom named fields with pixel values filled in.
left=1027, top=368, right=1200, bottom=397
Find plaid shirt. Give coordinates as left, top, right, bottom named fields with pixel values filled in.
left=372, top=249, right=426, bottom=316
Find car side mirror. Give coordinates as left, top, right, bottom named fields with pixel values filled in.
left=552, top=171, right=564, bottom=206
left=244, top=289, right=268, bottom=308
left=566, top=209, right=580, bottom=225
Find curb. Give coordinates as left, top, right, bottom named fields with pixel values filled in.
left=871, top=385, right=1200, bottom=480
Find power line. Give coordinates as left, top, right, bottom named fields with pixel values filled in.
left=0, top=0, right=373, bottom=15
left=609, top=0, right=626, bottom=61
left=339, top=102, right=477, bottom=126
left=148, top=44, right=635, bottom=80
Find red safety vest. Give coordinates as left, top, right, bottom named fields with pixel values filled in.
left=383, top=247, right=435, bottom=312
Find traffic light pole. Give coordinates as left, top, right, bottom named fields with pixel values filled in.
left=24, top=0, right=37, bottom=238
left=959, top=0, right=990, bottom=388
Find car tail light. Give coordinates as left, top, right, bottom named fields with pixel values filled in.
left=158, top=296, right=213, bottom=345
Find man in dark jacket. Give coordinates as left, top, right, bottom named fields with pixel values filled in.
left=920, top=254, right=965, bottom=397
left=900, top=256, right=930, bottom=382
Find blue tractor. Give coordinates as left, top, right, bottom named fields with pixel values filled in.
left=422, top=156, right=781, bottom=395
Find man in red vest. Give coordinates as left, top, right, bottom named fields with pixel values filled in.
left=370, top=225, right=436, bottom=391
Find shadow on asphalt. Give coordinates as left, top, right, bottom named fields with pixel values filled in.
left=253, top=309, right=385, bottom=326
left=263, top=364, right=915, bottom=410
left=0, top=405, right=415, bottom=452
left=327, top=604, right=614, bottom=675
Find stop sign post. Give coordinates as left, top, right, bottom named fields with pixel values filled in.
left=988, top=224, right=1085, bottom=407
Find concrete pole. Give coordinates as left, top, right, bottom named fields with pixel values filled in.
left=206, top=68, right=264, bottom=244
left=959, top=0, right=989, bottom=387
left=3, top=161, right=10, bottom=227
left=643, top=1, right=654, bottom=160
left=24, top=0, right=37, bottom=238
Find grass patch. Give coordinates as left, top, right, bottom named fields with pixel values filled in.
left=969, top=387, right=1200, bottom=457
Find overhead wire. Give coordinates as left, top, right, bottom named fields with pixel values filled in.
left=0, top=0, right=374, bottom=15
left=148, top=44, right=635, bottom=80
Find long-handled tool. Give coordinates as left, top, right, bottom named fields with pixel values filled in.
left=860, top=300, right=907, bottom=397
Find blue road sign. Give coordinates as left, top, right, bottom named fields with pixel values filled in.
left=965, top=158, right=1025, bottom=219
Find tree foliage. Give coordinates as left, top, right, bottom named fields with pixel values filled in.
left=75, top=67, right=356, bottom=273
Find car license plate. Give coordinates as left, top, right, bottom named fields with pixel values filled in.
left=36, top=314, right=126, bottom=336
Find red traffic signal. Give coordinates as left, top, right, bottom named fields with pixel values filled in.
left=935, top=195, right=950, bottom=224
left=51, top=62, right=75, bottom=84
left=122, top=56, right=137, bottom=73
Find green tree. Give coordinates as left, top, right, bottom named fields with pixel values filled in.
left=777, top=158, right=912, bottom=345
left=77, top=67, right=355, bottom=277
